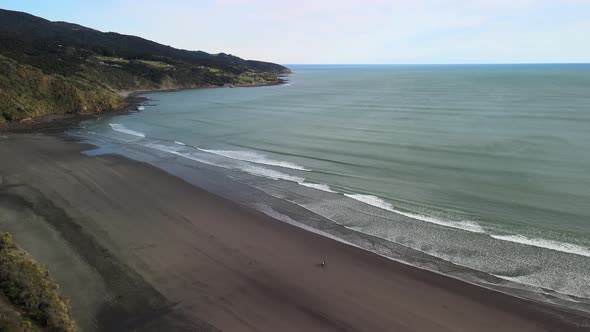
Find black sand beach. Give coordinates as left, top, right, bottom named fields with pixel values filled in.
left=0, top=133, right=588, bottom=331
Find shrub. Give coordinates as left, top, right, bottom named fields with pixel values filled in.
left=0, top=233, right=76, bottom=332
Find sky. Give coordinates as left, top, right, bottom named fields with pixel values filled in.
left=1, top=0, right=589, bottom=64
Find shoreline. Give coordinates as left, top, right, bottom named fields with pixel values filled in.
left=0, top=78, right=287, bottom=133
left=81, top=125, right=590, bottom=317
left=118, top=77, right=288, bottom=98
left=1, top=132, right=589, bottom=331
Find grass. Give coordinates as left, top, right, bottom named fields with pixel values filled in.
left=236, top=71, right=277, bottom=85
left=134, top=60, right=171, bottom=69
left=95, top=56, right=129, bottom=64
left=96, top=57, right=172, bottom=69
left=0, top=233, right=76, bottom=332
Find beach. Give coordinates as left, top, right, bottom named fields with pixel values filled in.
left=0, top=132, right=588, bottom=331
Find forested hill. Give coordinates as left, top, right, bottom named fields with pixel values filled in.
left=0, top=9, right=290, bottom=123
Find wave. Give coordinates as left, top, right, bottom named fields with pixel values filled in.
left=145, top=141, right=590, bottom=261
left=109, top=123, right=146, bottom=138
left=142, top=142, right=306, bottom=183
left=490, top=234, right=590, bottom=258
left=492, top=273, right=533, bottom=284
left=344, top=194, right=485, bottom=233
left=298, top=182, right=337, bottom=193
left=141, top=142, right=338, bottom=196
left=143, top=142, right=229, bottom=168
left=492, top=273, right=588, bottom=303
left=240, top=165, right=305, bottom=182
left=123, top=139, right=590, bottom=261
left=198, top=149, right=309, bottom=171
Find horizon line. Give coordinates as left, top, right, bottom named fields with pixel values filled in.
left=280, top=62, right=590, bottom=66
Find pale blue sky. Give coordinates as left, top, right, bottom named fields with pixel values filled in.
left=1, top=0, right=589, bottom=64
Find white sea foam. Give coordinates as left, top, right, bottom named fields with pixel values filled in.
left=143, top=142, right=228, bottom=168
left=492, top=274, right=531, bottom=284
left=144, top=142, right=182, bottom=153
left=143, top=142, right=304, bottom=179
left=240, top=165, right=305, bottom=182
left=493, top=273, right=587, bottom=302
left=490, top=234, right=590, bottom=258
left=174, top=141, right=186, bottom=146
left=109, top=123, right=146, bottom=138
left=344, top=194, right=485, bottom=233
left=344, top=194, right=394, bottom=211
left=298, top=182, right=337, bottom=193
left=198, top=149, right=309, bottom=171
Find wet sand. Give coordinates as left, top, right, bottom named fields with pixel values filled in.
left=0, top=133, right=588, bottom=331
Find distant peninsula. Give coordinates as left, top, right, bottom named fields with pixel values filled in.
left=0, top=9, right=291, bottom=123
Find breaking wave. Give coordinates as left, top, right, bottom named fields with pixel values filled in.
left=240, top=165, right=305, bottom=182
left=344, top=194, right=485, bottom=233
left=109, top=123, right=146, bottom=138
left=298, top=182, right=337, bottom=193
left=490, top=234, right=590, bottom=258
left=198, top=149, right=309, bottom=171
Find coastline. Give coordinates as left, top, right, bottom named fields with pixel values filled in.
left=1, top=132, right=589, bottom=331
left=118, top=77, right=288, bottom=98
left=0, top=78, right=287, bottom=133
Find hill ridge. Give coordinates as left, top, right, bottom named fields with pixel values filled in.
left=0, top=8, right=290, bottom=123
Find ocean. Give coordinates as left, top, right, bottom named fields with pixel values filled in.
left=75, top=64, right=590, bottom=312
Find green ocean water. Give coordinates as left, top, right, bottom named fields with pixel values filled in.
left=81, top=64, right=590, bottom=308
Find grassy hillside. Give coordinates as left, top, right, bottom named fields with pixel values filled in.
left=0, top=233, right=76, bottom=331
left=0, top=55, right=123, bottom=123
left=0, top=8, right=290, bottom=123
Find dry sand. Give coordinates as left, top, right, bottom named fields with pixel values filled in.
left=0, top=133, right=588, bottom=331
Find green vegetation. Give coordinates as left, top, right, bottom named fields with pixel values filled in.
left=237, top=70, right=279, bottom=85
left=0, top=55, right=124, bottom=122
left=134, top=60, right=171, bottom=69
left=94, top=56, right=129, bottom=64
left=0, top=8, right=290, bottom=122
left=0, top=233, right=76, bottom=332
left=0, top=294, right=42, bottom=332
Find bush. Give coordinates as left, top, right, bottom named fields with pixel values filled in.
left=0, top=233, right=76, bottom=332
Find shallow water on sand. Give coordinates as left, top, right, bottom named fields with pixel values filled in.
left=78, top=64, right=590, bottom=312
